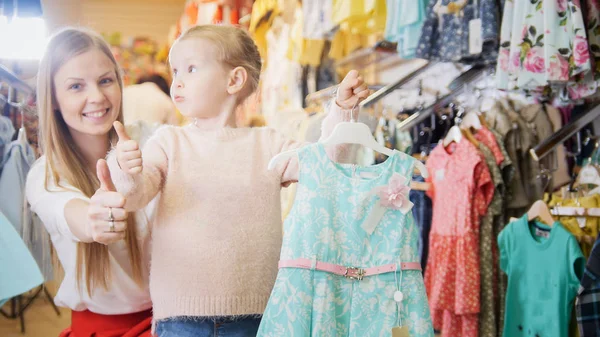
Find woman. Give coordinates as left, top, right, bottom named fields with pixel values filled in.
left=25, top=27, right=153, bottom=336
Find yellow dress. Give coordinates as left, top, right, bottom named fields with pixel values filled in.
left=548, top=193, right=600, bottom=258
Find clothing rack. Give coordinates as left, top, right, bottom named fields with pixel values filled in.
left=0, top=64, right=58, bottom=334
left=360, top=61, right=435, bottom=109
left=334, top=40, right=398, bottom=68
left=395, top=65, right=491, bottom=132
left=305, top=84, right=385, bottom=105
left=530, top=103, right=600, bottom=161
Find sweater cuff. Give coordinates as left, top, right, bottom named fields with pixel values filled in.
left=106, top=149, right=136, bottom=193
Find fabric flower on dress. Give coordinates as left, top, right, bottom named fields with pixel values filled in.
left=362, top=173, right=414, bottom=235
left=373, top=173, right=412, bottom=211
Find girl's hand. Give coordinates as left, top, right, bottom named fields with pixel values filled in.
left=114, top=121, right=142, bottom=175
left=335, top=70, right=369, bottom=109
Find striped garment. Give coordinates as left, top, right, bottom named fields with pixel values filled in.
left=577, top=235, right=600, bottom=336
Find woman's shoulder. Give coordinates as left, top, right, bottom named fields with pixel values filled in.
left=26, top=156, right=49, bottom=193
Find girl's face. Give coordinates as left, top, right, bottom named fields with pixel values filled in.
left=169, top=38, right=231, bottom=119
left=53, top=48, right=121, bottom=138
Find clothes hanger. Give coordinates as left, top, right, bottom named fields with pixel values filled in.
left=460, top=111, right=483, bottom=130
left=576, top=164, right=600, bottom=195
left=442, top=125, right=462, bottom=147
left=461, top=128, right=479, bottom=147
left=17, top=105, right=27, bottom=146
left=268, top=102, right=429, bottom=178
left=527, top=200, right=555, bottom=226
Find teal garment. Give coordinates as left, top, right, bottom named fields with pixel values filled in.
left=498, top=216, right=585, bottom=337
left=384, top=0, right=430, bottom=58
left=257, top=143, right=433, bottom=337
left=0, top=211, right=43, bottom=307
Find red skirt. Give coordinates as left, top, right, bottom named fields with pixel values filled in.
left=59, top=309, right=153, bottom=337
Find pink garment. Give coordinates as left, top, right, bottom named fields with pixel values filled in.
left=425, top=140, right=494, bottom=337
left=473, top=126, right=505, bottom=166
left=107, top=104, right=351, bottom=320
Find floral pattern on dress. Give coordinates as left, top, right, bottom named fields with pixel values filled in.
left=477, top=144, right=503, bottom=337
left=497, top=0, right=595, bottom=99
left=425, top=140, right=494, bottom=337
left=257, top=143, right=434, bottom=337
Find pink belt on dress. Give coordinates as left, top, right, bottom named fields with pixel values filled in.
left=278, top=258, right=422, bottom=281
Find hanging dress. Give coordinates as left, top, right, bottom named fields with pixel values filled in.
left=424, top=140, right=494, bottom=337
left=257, top=143, right=433, bottom=336
left=496, top=0, right=593, bottom=98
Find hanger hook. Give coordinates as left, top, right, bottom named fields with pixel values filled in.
left=350, top=99, right=359, bottom=123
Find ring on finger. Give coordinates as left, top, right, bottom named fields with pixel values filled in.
left=108, top=207, right=114, bottom=221
left=109, top=220, right=115, bottom=232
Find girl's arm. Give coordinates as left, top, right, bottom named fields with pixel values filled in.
left=106, top=123, right=170, bottom=211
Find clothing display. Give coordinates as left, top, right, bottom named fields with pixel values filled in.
left=410, top=174, right=433, bottom=271
left=0, top=211, right=43, bottom=307
left=425, top=138, right=494, bottom=337
left=258, top=143, right=433, bottom=336
left=497, top=0, right=598, bottom=99
left=384, top=0, right=430, bottom=58
left=416, top=0, right=501, bottom=64
left=499, top=216, right=584, bottom=337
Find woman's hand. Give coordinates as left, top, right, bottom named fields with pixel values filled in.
left=335, top=70, right=370, bottom=109
left=87, top=159, right=128, bottom=244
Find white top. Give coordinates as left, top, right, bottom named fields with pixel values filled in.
left=25, top=124, right=157, bottom=314
left=122, top=82, right=179, bottom=126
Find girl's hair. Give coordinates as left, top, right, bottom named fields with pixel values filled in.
left=175, top=25, right=262, bottom=101
left=36, top=27, right=143, bottom=296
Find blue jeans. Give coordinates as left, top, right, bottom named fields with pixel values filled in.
left=155, top=316, right=261, bottom=337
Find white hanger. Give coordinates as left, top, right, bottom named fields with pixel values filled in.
left=267, top=103, right=429, bottom=178
left=460, top=111, right=482, bottom=130
left=17, top=105, right=28, bottom=146
left=527, top=200, right=555, bottom=226
left=442, top=125, right=463, bottom=147
left=576, top=164, right=600, bottom=195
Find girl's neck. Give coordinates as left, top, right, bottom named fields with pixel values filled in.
left=192, top=97, right=238, bottom=130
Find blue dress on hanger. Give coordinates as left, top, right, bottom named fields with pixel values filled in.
left=257, top=143, right=433, bottom=336
left=0, top=211, right=43, bottom=307
left=416, top=0, right=500, bottom=64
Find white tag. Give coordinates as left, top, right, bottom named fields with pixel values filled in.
left=362, top=202, right=414, bottom=235
left=435, top=169, right=445, bottom=181
left=535, top=228, right=550, bottom=239
left=469, top=19, right=483, bottom=55
left=577, top=217, right=587, bottom=228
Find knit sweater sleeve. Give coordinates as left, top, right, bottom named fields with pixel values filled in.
left=106, top=126, right=170, bottom=212
left=271, top=100, right=353, bottom=185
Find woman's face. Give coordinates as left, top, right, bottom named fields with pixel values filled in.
left=53, top=48, right=121, bottom=139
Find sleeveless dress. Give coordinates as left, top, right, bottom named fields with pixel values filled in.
left=258, top=143, right=434, bottom=337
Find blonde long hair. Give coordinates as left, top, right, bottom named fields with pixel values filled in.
left=36, top=27, right=143, bottom=295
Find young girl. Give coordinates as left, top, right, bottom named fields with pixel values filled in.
left=107, top=25, right=367, bottom=335
left=26, top=28, right=154, bottom=336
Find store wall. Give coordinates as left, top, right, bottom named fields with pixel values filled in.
left=41, top=0, right=186, bottom=44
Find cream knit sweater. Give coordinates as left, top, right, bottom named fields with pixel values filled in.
left=107, top=104, right=351, bottom=319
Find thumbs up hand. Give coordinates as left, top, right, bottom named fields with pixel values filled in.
left=114, top=121, right=142, bottom=174
left=88, top=159, right=128, bottom=244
